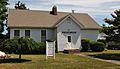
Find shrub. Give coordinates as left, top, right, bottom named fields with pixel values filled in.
left=2, top=37, right=46, bottom=54
left=18, top=37, right=35, bottom=54
left=90, top=42, right=106, bottom=52
left=107, top=41, right=120, bottom=50
left=2, top=37, right=20, bottom=53
left=97, top=39, right=107, bottom=45
left=81, top=38, right=90, bottom=51
left=33, top=42, right=46, bottom=54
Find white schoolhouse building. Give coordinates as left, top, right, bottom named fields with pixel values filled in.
left=8, top=6, right=101, bottom=51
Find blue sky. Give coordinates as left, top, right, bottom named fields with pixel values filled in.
left=9, top=0, right=120, bottom=26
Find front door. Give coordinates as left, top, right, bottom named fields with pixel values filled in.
left=64, top=35, right=72, bottom=49
left=68, top=36, right=72, bottom=49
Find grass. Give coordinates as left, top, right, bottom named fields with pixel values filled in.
left=81, top=50, right=120, bottom=61
left=0, top=52, right=120, bottom=69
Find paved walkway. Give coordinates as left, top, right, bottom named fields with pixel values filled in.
left=76, top=54, right=120, bottom=65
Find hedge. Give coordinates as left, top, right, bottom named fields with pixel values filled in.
left=81, top=38, right=90, bottom=51
left=90, top=42, right=106, bottom=52
left=97, top=39, right=107, bottom=45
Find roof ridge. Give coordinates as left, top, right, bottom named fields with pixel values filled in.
left=9, top=9, right=88, bottom=14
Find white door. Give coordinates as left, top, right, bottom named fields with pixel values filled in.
left=64, top=35, right=72, bottom=49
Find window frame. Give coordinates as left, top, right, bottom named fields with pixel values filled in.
left=14, top=30, right=20, bottom=37
left=68, top=36, right=71, bottom=42
left=25, top=30, right=31, bottom=37
left=41, top=30, right=46, bottom=42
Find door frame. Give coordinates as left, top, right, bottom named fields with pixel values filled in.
left=64, top=35, right=72, bottom=49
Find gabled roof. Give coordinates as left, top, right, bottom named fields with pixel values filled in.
left=54, top=14, right=84, bottom=28
left=8, top=9, right=101, bottom=29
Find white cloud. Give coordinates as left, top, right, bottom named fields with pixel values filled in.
left=9, top=0, right=119, bottom=12
left=110, top=6, right=120, bottom=9
left=54, top=0, right=120, bottom=7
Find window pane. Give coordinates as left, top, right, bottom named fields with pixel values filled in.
left=68, top=36, right=71, bottom=42
left=25, top=30, right=30, bottom=37
left=41, top=36, right=46, bottom=42
left=41, top=30, right=46, bottom=36
left=14, top=30, right=20, bottom=37
left=41, top=30, right=46, bottom=42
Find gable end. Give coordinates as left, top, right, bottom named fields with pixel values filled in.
left=54, top=14, right=84, bottom=28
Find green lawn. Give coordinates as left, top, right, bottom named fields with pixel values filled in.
left=81, top=50, right=120, bottom=55
left=0, top=52, right=120, bottom=69
left=81, top=50, right=120, bottom=61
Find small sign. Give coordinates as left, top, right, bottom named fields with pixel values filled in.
left=46, top=41, right=55, bottom=60
left=62, top=31, right=76, bottom=34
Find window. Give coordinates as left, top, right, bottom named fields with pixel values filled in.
left=41, top=30, right=46, bottom=42
left=68, top=36, right=71, bottom=42
left=14, top=30, right=20, bottom=37
left=25, top=30, right=30, bottom=37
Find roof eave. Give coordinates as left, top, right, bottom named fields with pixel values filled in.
left=81, top=27, right=102, bottom=30
left=9, top=26, right=56, bottom=29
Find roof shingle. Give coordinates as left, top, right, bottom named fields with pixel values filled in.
left=8, top=9, right=101, bottom=29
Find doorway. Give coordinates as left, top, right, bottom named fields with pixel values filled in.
left=65, top=35, right=72, bottom=49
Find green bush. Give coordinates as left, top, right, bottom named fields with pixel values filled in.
left=33, top=42, right=46, bottom=54
left=90, top=42, right=106, bottom=52
left=81, top=38, right=90, bottom=51
left=2, top=37, right=46, bottom=54
left=18, top=37, right=35, bottom=54
left=2, top=37, right=20, bottom=53
left=97, top=39, right=107, bottom=45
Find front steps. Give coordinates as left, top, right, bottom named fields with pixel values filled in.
left=63, top=49, right=80, bottom=54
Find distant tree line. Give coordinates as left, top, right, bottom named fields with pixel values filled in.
left=14, top=1, right=29, bottom=10
left=0, top=0, right=9, bottom=39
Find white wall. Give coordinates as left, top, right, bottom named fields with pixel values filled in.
left=81, top=30, right=99, bottom=41
left=10, top=28, right=55, bottom=42
left=57, top=18, right=81, bottom=51
left=47, top=29, right=56, bottom=41
left=10, top=24, right=99, bottom=52
left=31, top=29, right=40, bottom=42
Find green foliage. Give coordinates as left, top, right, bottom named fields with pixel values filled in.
left=81, top=38, right=90, bottom=51
left=0, top=37, right=46, bottom=54
left=32, top=42, right=46, bottom=54
left=14, top=1, right=29, bottom=10
left=0, top=37, right=19, bottom=53
left=0, top=0, right=8, bottom=31
left=17, top=37, right=35, bottom=54
left=102, top=9, right=120, bottom=42
left=97, top=39, right=107, bottom=45
left=90, top=42, right=106, bottom=52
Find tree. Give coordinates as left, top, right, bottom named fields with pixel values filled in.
left=14, top=1, right=29, bottom=10
left=0, top=0, right=8, bottom=33
left=102, top=9, right=120, bottom=43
